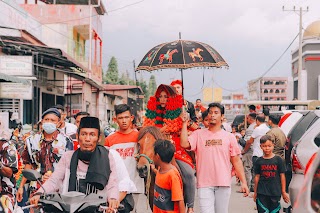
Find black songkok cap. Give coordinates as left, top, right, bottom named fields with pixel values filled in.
left=79, top=116, right=100, bottom=130
left=42, top=108, right=61, bottom=119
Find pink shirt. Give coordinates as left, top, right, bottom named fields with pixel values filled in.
left=188, top=129, right=240, bottom=188
left=38, top=151, right=119, bottom=201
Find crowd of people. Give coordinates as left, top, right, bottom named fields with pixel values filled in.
left=0, top=81, right=291, bottom=213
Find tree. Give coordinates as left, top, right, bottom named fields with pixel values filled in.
left=137, top=78, right=149, bottom=104
left=148, top=75, right=157, bottom=99
left=104, top=57, right=119, bottom=84
left=119, top=70, right=136, bottom=85
left=118, top=72, right=128, bottom=85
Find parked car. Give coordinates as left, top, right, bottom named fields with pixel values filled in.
left=285, top=111, right=320, bottom=185
left=288, top=111, right=320, bottom=206
left=279, top=112, right=303, bottom=136
left=231, top=114, right=245, bottom=129
left=292, top=148, right=320, bottom=213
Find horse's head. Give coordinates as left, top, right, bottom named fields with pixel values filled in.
left=136, top=126, right=165, bottom=178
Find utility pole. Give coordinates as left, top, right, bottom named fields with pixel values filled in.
left=133, top=60, right=137, bottom=85
left=283, top=6, right=309, bottom=100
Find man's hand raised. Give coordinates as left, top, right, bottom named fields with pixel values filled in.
left=180, top=106, right=189, bottom=123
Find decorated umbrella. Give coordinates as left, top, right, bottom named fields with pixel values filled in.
left=135, top=38, right=229, bottom=96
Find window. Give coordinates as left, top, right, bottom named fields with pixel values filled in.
left=270, top=89, right=274, bottom=93
left=315, top=133, right=320, bottom=147
left=264, top=89, right=268, bottom=93
left=275, top=89, right=280, bottom=93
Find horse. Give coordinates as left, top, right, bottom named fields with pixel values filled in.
left=159, top=49, right=178, bottom=64
left=188, top=48, right=203, bottom=62
left=136, top=126, right=166, bottom=210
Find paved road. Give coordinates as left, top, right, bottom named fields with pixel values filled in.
left=135, top=177, right=256, bottom=213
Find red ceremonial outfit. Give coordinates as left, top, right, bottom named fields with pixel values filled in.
left=144, top=84, right=194, bottom=168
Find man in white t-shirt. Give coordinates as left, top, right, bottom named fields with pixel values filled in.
left=242, top=114, right=269, bottom=192
left=52, top=104, right=78, bottom=136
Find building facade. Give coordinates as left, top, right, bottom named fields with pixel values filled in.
left=291, top=20, right=320, bottom=100
left=248, top=77, right=291, bottom=101
left=0, top=0, right=113, bottom=128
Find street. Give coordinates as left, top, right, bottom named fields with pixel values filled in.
left=136, top=177, right=256, bottom=213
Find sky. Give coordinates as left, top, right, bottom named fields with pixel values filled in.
left=102, top=0, right=320, bottom=102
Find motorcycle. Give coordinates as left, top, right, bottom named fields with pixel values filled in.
left=20, top=169, right=123, bottom=213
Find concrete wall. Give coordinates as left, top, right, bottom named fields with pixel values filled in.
left=305, top=60, right=320, bottom=99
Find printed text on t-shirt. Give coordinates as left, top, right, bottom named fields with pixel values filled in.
left=261, top=164, right=277, bottom=178
left=205, top=139, right=222, bottom=146
left=116, top=147, right=135, bottom=159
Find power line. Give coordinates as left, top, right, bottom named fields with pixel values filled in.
left=214, top=32, right=299, bottom=93
left=108, top=0, right=145, bottom=13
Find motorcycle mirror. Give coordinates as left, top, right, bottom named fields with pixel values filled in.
left=22, top=169, right=41, bottom=181
left=22, top=169, right=47, bottom=195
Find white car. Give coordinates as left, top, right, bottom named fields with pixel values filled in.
left=279, top=111, right=303, bottom=137
left=289, top=113, right=320, bottom=206
left=292, top=148, right=320, bottom=213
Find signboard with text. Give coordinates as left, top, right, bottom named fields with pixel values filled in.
left=0, top=83, right=32, bottom=100
left=0, top=56, right=33, bottom=76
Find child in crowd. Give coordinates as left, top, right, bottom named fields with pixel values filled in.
left=238, top=128, right=247, bottom=149
left=253, top=135, right=289, bottom=213
left=152, top=139, right=185, bottom=213
left=200, top=110, right=210, bottom=129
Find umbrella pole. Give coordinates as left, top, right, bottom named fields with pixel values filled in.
left=180, top=68, right=184, bottom=98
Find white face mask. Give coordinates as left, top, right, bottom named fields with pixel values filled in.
left=42, top=122, right=57, bottom=134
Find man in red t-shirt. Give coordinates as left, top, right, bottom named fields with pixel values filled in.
left=194, top=99, right=206, bottom=113
left=105, top=104, right=144, bottom=212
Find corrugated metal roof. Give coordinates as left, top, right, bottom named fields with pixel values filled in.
left=102, top=84, right=143, bottom=94
left=0, top=73, right=31, bottom=85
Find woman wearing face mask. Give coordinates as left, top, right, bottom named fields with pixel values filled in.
left=144, top=84, right=196, bottom=213
left=16, top=108, right=73, bottom=203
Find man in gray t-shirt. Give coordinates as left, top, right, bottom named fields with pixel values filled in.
left=241, top=113, right=256, bottom=191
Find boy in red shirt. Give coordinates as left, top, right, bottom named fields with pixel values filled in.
left=152, top=139, right=185, bottom=213
left=104, top=104, right=144, bottom=211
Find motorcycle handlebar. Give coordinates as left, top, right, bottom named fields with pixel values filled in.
left=99, top=203, right=125, bottom=212
left=20, top=201, right=125, bottom=212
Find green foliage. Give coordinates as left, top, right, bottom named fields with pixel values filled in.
left=148, top=75, right=157, bottom=98
left=137, top=79, right=149, bottom=104
left=118, top=72, right=128, bottom=85
left=119, top=70, right=136, bottom=85
left=105, top=57, right=119, bottom=84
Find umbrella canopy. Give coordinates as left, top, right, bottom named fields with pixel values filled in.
left=136, top=40, right=228, bottom=71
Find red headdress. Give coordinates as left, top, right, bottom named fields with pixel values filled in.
left=170, top=79, right=183, bottom=89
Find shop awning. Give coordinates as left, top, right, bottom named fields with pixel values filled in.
left=0, top=73, right=31, bottom=85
